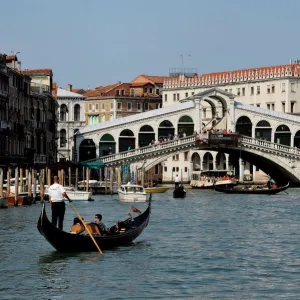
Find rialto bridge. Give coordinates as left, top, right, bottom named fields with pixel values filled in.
left=75, top=88, right=300, bottom=186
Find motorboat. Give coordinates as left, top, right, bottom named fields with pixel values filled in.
left=78, top=180, right=118, bottom=194
left=145, top=187, right=169, bottom=193
left=118, top=183, right=149, bottom=202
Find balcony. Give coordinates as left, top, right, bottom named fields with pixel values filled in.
left=34, top=154, right=47, bottom=164
left=30, top=82, right=50, bottom=94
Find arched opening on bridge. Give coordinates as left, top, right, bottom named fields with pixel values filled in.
left=255, top=120, right=272, bottom=141
left=99, top=134, right=116, bottom=157
left=178, top=115, right=194, bottom=137
left=139, top=125, right=155, bottom=147
left=216, top=153, right=226, bottom=170
left=119, top=129, right=135, bottom=152
left=236, top=116, right=252, bottom=137
left=294, top=130, right=300, bottom=148
left=275, top=125, right=291, bottom=146
left=191, top=152, right=201, bottom=171
left=79, top=139, right=96, bottom=161
left=158, top=120, right=175, bottom=140
left=203, top=152, right=213, bottom=171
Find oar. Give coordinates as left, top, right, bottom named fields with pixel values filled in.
left=69, top=201, right=103, bottom=254
left=185, top=187, right=196, bottom=198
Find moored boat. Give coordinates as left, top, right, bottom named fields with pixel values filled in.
left=37, top=195, right=152, bottom=252
left=118, top=183, right=149, bottom=202
left=0, top=197, right=8, bottom=208
left=214, top=182, right=289, bottom=194
left=45, top=186, right=93, bottom=201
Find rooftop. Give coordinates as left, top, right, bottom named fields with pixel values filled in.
left=57, top=88, right=85, bottom=98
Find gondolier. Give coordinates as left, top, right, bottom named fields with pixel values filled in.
left=174, top=174, right=181, bottom=189
left=48, top=176, right=72, bottom=230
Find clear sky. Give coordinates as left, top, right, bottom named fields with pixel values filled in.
left=2, top=0, right=300, bottom=90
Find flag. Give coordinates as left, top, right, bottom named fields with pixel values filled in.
left=131, top=206, right=141, bottom=214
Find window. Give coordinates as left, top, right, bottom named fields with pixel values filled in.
left=116, top=90, right=120, bottom=96
left=176, top=167, right=179, bottom=172
left=144, top=87, right=147, bottom=93
left=144, top=103, right=149, bottom=110
left=156, top=89, right=159, bottom=95
left=291, top=82, right=295, bottom=93
left=267, top=85, right=270, bottom=93
left=164, top=166, right=167, bottom=172
left=127, top=102, right=132, bottom=111
left=137, top=103, right=142, bottom=111
left=131, top=89, right=134, bottom=96
left=173, top=94, right=176, bottom=101
left=271, top=85, right=275, bottom=93
left=271, top=103, right=275, bottom=110
left=172, top=167, right=175, bottom=172
left=237, top=88, right=240, bottom=96
left=102, top=103, right=105, bottom=110
left=257, top=86, right=260, bottom=95
left=88, top=104, right=92, bottom=111
left=282, top=83, right=286, bottom=92
left=177, top=94, right=179, bottom=101
left=149, top=88, right=153, bottom=93
left=121, top=90, right=125, bottom=96
left=229, top=88, right=232, bottom=93
left=185, top=92, right=188, bottom=98
left=184, top=167, right=188, bottom=172
left=95, top=104, right=99, bottom=110
left=117, top=102, right=122, bottom=110
left=192, top=92, right=194, bottom=95
left=242, top=87, right=245, bottom=96
left=256, top=104, right=260, bottom=107
left=111, top=103, right=113, bottom=109
left=154, top=165, right=159, bottom=175
left=225, top=89, right=228, bottom=92
left=172, top=154, right=179, bottom=161
left=164, top=94, right=167, bottom=102
left=251, top=86, right=254, bottom=95
left=282, top=102, right=286, bottom=112
left=291, top=102, right=295, bottom=113
left=184, top=152, right=188, bottom=161
left=267, top=104, right=270, bottom=110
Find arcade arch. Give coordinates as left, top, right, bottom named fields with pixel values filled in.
left=236, top=116, right=252, bottom=136
left=178, top=115, right=194, bottom=137
left=294, top=130, right=300, bottom=148
left=275, top=125, right=291, bottom=146
left=255, top=120, right=271, bottom=141
left=139, top=125, right=155, bottom=147
left=191, top=152, right=201, bottom=171
left=119, top=129, right=135, bottom=152
left=99, top=134, right=116, bottom=157
left=158, top=120, right=175, bottom=139
left=79, top=139, right=96, bottom=161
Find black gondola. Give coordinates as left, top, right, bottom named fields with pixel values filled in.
left=37, top=195, right=152, bottom=252
left=214, top=182, right=289, bottom=195
left=173, top=185, right=186, bottom=198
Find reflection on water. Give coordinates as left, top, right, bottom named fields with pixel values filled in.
left=1, top=190, right=300, bottom=299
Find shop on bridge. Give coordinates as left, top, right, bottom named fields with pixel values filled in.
left=139, top=125, right=155, bottom=147
left=119, top=129, right=135, bottom=152
left=99, top=134, right=116, bottom=157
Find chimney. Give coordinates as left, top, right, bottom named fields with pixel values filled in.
left=17, top=61, right=21, bottom=71
left=67, top=84, right=72, bottom=91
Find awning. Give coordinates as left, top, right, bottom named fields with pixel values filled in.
left=81, top=161, right=104, bottom=169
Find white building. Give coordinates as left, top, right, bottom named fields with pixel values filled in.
left=161, top=61, right=300, bottom=182
left=57, top=84, right=86, bottom=161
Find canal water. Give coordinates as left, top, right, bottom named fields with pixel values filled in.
left=1, top=188, right=300, bottom=299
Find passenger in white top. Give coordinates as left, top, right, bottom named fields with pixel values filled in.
left=48, top=176, right=72, bottom=230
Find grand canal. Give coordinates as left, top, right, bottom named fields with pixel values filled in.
left=1, top=188, right=300, bottom=299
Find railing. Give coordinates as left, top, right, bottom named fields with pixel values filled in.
left=240, top=136, right=300, bottom=157
left=94, top=136, right=197, bottom=165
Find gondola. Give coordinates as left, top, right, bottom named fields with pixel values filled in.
left=37, top=195, right=152, bottom=252
left=173, top=185, right=186, bottom=198
left=214, top=182, right=289, bottom=195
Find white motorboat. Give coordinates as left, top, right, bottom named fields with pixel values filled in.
left=45, top=186, right=93, bottom=201
left=118, top=183, right=149, bottom=202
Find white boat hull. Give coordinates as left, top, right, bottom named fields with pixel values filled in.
left=118, top=191, right=148, bottom=202
left=64, top=191, right=92, bottom=201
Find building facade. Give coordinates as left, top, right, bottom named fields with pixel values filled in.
left=57, top=85, right=86, bottom=162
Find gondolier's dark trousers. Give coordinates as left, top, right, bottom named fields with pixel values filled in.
left=51, top=201, right=66, bottom=230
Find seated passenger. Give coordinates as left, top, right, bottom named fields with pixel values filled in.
left=94, top=214, right=109, bottom=235
left=70, top=217, right=85, bottom=234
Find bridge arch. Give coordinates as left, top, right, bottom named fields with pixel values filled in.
left=119, top=129, right=135, bottom=152
left=275, top=124, right=291, bottom=146
left=255, top=120, right=272, bottom=141
left=99, top=133, right=115, bottom=157
left=158, top=120, right=175, bottom=140
left=294, top=130, right=300, bottom=148
left=79, top=139, right=96, bottom=161
left=139, top=125, right=155, bottom=147
left=191, top=152, right=201, bottom=171
left=236, top=116, right=252, bottom=137
left=177, top=115, right=194, bottom=137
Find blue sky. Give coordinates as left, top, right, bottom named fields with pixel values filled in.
left=2, top=0, right=300, bottom=89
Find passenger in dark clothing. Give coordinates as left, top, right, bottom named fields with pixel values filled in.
left=94, top=214, right=108, bottom=235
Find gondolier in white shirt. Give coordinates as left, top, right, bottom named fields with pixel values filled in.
left=174, top=174, right=181, bottom=189
left=48, top=176, right=72, bottom=230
